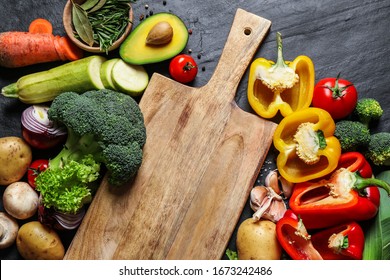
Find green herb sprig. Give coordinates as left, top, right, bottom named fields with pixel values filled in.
left=71, top=0, right=135, bottom=53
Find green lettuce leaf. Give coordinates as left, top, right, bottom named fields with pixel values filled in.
left=36, top=155, right=100, bottom=214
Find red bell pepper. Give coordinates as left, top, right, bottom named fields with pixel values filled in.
left=276, top=209, right=323, bottom=260
left=289, top=152, right=390, bottom=229
left=311, top=221, right=365, bottom=260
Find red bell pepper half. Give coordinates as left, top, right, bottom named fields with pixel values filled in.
left=311, top=221, right=364, bottom=260
left=289, top=152, right=390, bottom=229
left=276, top=209, right=323, bottom=260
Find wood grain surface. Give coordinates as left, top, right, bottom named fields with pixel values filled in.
left=64, top=9, right=275, bottom=260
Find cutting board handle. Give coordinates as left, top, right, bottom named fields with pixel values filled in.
left=205, top=9, right=271, bottom=102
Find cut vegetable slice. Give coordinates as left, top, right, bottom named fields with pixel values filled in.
left=100, top=58, right=120, bottom=90
left=111, top=59, right=149, bottom=96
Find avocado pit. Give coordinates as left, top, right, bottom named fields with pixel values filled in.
left=146, top=21, right=173, bottom=45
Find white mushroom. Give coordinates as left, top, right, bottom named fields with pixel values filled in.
left=0, top=212, right=19, bottom=249
left=3, top=182, right=39, bottom=220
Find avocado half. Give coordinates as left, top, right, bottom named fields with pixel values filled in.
left=119, top=13, right=189, bottom=65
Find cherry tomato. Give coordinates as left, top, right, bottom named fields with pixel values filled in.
left=169, top=54, right=198, bottom=83
left=312, top=75, right=358, bottom=120
left=27, top=159, right=49, bottom=189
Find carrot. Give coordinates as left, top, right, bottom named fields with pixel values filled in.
left=0, top=19, right=84, bottom=68
left=0, top=32, right=60, bottom=68
left=28, top=18, right=53, bottom=34
left=58, top=36, right=84, bottom=61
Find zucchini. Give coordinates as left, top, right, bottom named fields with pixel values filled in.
left=111, top=59, right=149, bottom=97
left=100, top=58, right=120, bottom=90
left=1, top=55, right=106, bottom=104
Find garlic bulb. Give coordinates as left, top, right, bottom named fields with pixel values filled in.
left=250, top=186, right=286, bottom=223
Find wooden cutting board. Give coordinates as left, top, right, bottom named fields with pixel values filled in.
left=64, top=8, right=275, bottom=260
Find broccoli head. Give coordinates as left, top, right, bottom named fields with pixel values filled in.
left=366, top=132, right=390, bottom=166
left=334, top=120, right=371, bottom=151
left=353, top=98, right=383, bottom=126
left=44, top=89, right=146, bottom=186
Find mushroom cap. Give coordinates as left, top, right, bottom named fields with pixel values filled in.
left=0, top=212, right=19, bottom=249
left=3, top=181, right=39, bottom=220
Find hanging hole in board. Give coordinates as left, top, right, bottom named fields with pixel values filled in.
left=244, top=27, right=252, bottom=36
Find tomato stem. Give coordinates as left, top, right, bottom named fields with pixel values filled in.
left=183, top=62, right=196, bottom=71
left=324, top=73, right=352, bottom=98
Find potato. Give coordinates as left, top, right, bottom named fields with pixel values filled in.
left=236, top=218, right=282, bottom=260
left=0, top=137, right=32, bottom=185
left=16, top=221, right=65, bottom=260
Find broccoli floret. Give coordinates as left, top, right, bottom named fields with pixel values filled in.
left=353, top=98, right=383, bottom=127
left=366, top=132, right=390, bottom=166
left=35, top=89, right=146, bottom=213
left=334, top=120, right=371, bottom=151
left=42, top=89, right=146, bottom=186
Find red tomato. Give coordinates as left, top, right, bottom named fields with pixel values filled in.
left=27, top=159, right=49, bottom=189
left=312, top=76, right=358, bottom=120
left=169, top=54, right=198, bottom=83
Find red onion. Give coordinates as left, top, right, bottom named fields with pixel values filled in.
left=21, top=105, right=67, bottom=149
left=38, top=195, right=85, bottom=230
left=51, top=208, right=86, bottom=230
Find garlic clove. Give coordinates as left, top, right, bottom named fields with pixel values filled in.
left=264, top=169, right=282, bottom=195
left=252, top=198, right=273, bottom=221
left=263, top=199, right=287, bottom=223
left=279, top=175, right=294, bottom=198
left=249, top=186, right=268, bottom=211
left=146, top=21, right=174, bottom=45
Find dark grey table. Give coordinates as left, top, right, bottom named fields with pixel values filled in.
left=1, top=0, right=389, bottom=260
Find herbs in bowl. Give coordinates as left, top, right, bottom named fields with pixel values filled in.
left=63, top=0, right=134, bottom=53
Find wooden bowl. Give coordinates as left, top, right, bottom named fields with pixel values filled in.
left=63, top=0, right=133, bottom=53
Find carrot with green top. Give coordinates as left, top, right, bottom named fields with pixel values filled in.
left=0, top=18, right=83, bottom=68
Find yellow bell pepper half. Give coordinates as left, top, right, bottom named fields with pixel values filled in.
left=248, top=32, right=315, bottom=119
left=273, top=107, right=341, bottom=183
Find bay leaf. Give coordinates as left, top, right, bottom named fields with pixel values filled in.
left=89, top=0, right=107, bottom=13
left=81, top=0, right=100, bottom=11
left=72, top=2, right=95, bottom=46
